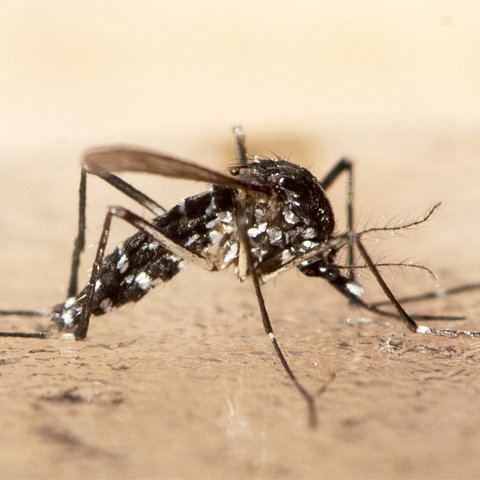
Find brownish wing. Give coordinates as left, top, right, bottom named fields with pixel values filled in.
left=83, top=145, right=269, bottom=193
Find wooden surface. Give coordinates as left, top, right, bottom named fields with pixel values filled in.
left=1, top=2, right=480, bottom=479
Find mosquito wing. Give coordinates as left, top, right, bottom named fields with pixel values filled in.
left=83, top=145, right=269, bottom=193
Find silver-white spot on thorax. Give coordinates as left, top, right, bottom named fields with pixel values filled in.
left=254, top=206, right=267, bottom=224
left=303, top=227, right=316, bottom=239
left=301, top=240, right=316, bottom=251
left=222, top=241, right=239, bottom=267
left=206, top=210, right=235, bottom=245
left=251, top=245, right=268, bottom=262
left=208, top=229, right=222, bottom=244
left=267, top=226, right=283, bottom=244
left=248, top=222, right=267, bottom=238
left=283, top=208, right=300, bottom=224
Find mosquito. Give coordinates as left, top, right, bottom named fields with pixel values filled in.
left=1, top=127, right=479, bottom=427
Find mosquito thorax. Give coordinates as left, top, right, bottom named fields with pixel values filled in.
left=235, top=157, right=336, bottom=241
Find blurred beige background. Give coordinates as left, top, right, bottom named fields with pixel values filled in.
left=1, top=2, right=480, bottom=479
left=1, top=1, right=478, bottom=145
left=1, top=1, right=479, bottom=269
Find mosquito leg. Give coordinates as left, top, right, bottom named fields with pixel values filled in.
left=74, top=205, right=215, bottom=339
left=87, top=167, right=166, bottom=216
left=356, top=237, right=480, bottom=338
left=0, top=309, right=49, bottom=338
left=371, top=282, right=480, bottom=307
left=321, top=158, right=354, bottom=283
left=251, top=262, right=318, bottom=428
left=355, top=237, right=418, bottom=332
left=300, top=257, right=461, bottom=322
left=0, top=331, right=48, bottom=338
left=345, top=202, right=477, bottom=320
left=67, top=169, right=87, bottom=297
left=0, top=309, right=48, bottom=317
left=234, top=197, right=319, bottom=428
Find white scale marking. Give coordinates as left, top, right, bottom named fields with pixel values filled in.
left=135, top=272, right=152, bottom=290
left=116, top=253, right=129, bottom=274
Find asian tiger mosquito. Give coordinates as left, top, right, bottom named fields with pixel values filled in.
left=1, top=126, right=479, bottom=427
